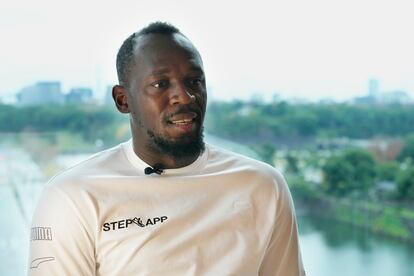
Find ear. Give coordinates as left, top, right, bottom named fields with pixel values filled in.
left=112, top=85, right=130, bottom=113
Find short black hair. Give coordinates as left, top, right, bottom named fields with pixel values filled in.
left=116, top=22, right=181, bottom=88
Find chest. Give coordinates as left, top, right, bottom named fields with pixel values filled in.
left=90, top=177, right=275, bottom=275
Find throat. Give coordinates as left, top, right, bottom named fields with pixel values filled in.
left=156, top=154, right=200, bottom=169
left=141, top=147, right=201, bottom=169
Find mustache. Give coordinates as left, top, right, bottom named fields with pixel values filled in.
left=164, top=105, right=202, bottom=120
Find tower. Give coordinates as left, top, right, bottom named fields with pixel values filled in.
left=368, top=79, right=379, bottom=98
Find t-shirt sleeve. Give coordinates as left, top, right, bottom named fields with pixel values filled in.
left=28, top=184, right=95, bottom=276
left=259, top=172, right=306, bottom=276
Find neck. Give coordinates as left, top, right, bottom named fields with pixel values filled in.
left=132, top=139, right=201, bottom=169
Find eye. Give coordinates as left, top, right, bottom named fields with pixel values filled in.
left=152, top=80, right=169, bottom=89
left=188, top=77, right=204, bottom=87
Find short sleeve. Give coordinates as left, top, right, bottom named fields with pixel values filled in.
left=259, top=173, right=306, bottom=276
left=28, top=184, right=95, bottom=276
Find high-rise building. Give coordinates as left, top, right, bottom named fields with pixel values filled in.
left=368, top=79, right=380, bottom=98
left=16, top=82, right=64, bottom=106
left=105, top=85, right=114, bottom=106
left=66, top=88, right=93, bottom=104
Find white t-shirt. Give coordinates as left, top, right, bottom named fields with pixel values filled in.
left=28, top=140, right=305, bottom=276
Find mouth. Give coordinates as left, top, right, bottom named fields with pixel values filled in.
left=166, top=112, right=199, bottom=132
left=170, top=118, right=194, bottom=125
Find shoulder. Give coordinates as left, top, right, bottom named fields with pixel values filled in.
left=44, top=141, right=131, bottom=194
left=32, top=143, right=130, bottom=226
left=206, top=143, right=283, bottom=175
left=205, top=143, right=288, bottom=192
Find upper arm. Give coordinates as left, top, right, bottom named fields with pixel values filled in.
left=28, top=185, right=95, bottom=276
left=259, top=172, right=306, bottom=276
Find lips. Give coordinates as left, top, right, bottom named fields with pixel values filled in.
left=169, top=112, right=197, bottom=123
left=166, top=112, right=199, bottom=133
left=171, top=118, right=193, bottom=125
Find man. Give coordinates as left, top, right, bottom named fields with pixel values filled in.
left=28, top=22, right=305, bottom=275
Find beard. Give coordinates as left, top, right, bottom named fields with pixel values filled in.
left=147, top=127, right=205, bottom=160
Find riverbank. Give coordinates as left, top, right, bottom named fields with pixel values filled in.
left=291, top=182, right=414, bottom=242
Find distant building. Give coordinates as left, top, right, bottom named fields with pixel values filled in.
left=318, top=98, right=336, bottom=105
left=368, top=78, right=380, bottom=98
left=353, top=79, right=412, bottom=105
left=66, top=87, right=93, bottom=104
left=16, top=81, right=64, bottom=106
left=353, top=78, right=380, bottom=104
left=379, top=90, right=410, bottom=104
left=105, top=85, right=114, bottom=105
left=353, top=95, right=376, bottom=104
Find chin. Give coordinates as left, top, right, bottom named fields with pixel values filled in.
left=147, top=128, right=205, bottom=158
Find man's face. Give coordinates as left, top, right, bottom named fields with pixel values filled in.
left=127, top=33, right=207, bottom=157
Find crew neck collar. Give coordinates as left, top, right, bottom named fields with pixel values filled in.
left=122, top=139, right=208, bottom=176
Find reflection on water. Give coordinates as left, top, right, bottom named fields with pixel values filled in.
left=299, top=215, right=414, bottom=276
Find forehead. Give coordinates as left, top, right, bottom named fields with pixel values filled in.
left=132, top=33, right=204, bottom=75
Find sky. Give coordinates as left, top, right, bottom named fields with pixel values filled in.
left=1, top=0, right=413, bottom=102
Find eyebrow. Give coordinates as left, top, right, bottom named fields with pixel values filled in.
left=151, top=68, right=170, bottom=76
left=150, top=66, right=204, bottom=77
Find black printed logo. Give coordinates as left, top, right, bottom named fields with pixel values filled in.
left=131, top=217, right=145, bottom=227
left=102, top=216, right=168, bottom=232
left=31, top=227, right=53, bottom=241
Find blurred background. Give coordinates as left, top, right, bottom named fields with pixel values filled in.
left=1, top=0, right=414, bottom=275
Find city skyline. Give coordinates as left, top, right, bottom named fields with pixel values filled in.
left=7, top=78, right=412, bottom=106
left=1, top=0, right=413, bottom=102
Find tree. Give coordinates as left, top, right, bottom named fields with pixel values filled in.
left=322, top=148, right=376, bottom=196
left=250, top=143, right=276, bottom=165
left=285, top=153, right=300, bottom=174
left=376, top=161, right=400, bottom=182
left=398, top=134, right=414, bottom=162
left=396, top=166, right=414, bottom=200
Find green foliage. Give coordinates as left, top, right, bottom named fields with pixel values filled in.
left=322, top=148, right=376, bottom=196
left=333, top=202, right=367, bottom=225
left=376, top=161, right=400, bottom=181
left=373, top=208, right=411, bottom=239
left=287, top=174, right=320, bottom=201
left=249, top=143, right=276, bottom=165
left=3, top=101, right=414, bottom=146
left=401, top=208, right=414, bottom=219
left=205, top=101, right=414, bottom=143
left=398, top=134, right=414, bottom=162
left=0, top=104, right=127, bottom=145
left=396, top=166, right=414, bottom=200
left=285, top=153, right=300, bottom=174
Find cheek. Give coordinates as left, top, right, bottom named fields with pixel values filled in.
left=198, top=92, right=208, bottom=114
left=135, top=90, right=171, bottom=129
left=140, top=103, right=167, bottom=129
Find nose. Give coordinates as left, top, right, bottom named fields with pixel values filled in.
left=169, top=82, right=195, bottom=105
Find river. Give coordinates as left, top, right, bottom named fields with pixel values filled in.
left=299, top=215, right=414, bottom=276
